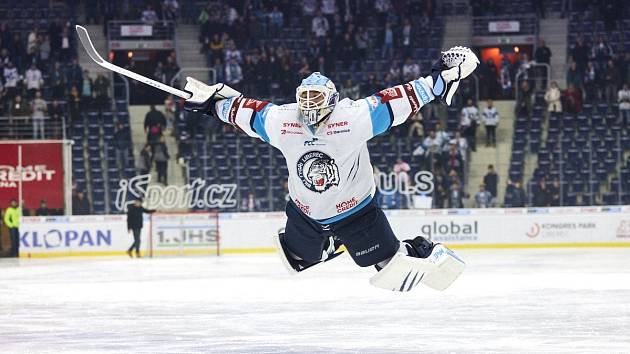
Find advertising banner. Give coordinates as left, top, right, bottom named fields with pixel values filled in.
left=18, top=207, right=630, bottom=258
left=0, top=141, right=65, bottom=210
left=20, top=215, right=148, bottom=257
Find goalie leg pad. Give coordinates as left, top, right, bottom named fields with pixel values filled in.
left=369, top=243, right=465, bottom=292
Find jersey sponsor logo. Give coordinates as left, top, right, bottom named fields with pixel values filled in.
left=413, top=80, right=431, bottom=105
left=242, top=98, right=270, bottom=112
left=403, top=83, right=420, bottom=115
left=281, top=129, right=303, bottom=135
left=327, top=121, right=348, bottom=129
left=283, top=122, right=302, bottom=128
left=327, top=129, right=350, bottom=135
left=336, top=197, right=358, bottom=213
left=297, top=151, right=340, bottom=193
left=228, top=97, right=243, bottom=126
left=376, top=87, right=403, bottom=103
left=294, top=198, right=311, bottom=215
left=304, top=137, right=325, bottom=146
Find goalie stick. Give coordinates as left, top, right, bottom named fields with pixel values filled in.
left=75, top=25, right=192, bottom=99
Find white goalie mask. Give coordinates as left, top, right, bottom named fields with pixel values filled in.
left=296, top=72, right=339, bottom=130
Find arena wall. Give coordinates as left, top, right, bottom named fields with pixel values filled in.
left=18, top=206, right=630, bottom=258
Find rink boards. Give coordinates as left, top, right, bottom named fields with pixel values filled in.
left=17, top=206, right=630, bottom=258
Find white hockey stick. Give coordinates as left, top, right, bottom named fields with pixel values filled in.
left=75, top=25, right=192, bottom=99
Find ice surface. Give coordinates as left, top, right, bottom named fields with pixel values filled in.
left=1, top=249, right=630, bottom=353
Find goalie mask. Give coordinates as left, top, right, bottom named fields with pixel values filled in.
left=296, top=72, right=339, bottom=130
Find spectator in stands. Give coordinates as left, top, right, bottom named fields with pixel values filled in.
left=482, top=99, right=499, bottom=147
left=479, top=59, right=499, bottom=100
left=340, top=79, right=360, bottom=100
left=444, top=144, right=464, bottom=177
left=81, top=70, right=93, bottom=104
left=144, top=105, right=167, bottom=145
left=10, top=95, right=31, bottom=136
left=402, top=58, right=420, bottom=81
left=355, top=28, right=369, bottom=61
left=72, top=191, right=91, bottom=215
left=549, top=179, right=561, bottom=207
left=39, top=34, right=51, bottom=66
left=423, top=130, right=441, bottom=153
left=137, top=143, right=152, bottom=176
left=241, top=192, right=262, bottom=212
left=208, top=34, right=224, bottom=66
left=141, top=5, right=159, bottom=24
left=602, top=59, right=618, bottom=103
left=592, top=36, right=613, bottom=69
left=48, top=100, right=64, bottom=138
left=59, top=27, right=72, bottom=62
left=3, top=61, right=19, bottom=100
left=452, top=131, right=468, bottom=162
left=50, top=62, right=67, bottom=99
left=544, top=81, right=562, bottom=113
left=3, top=199, right=21, bottom=257
left=534, top=39, right=552, bottom=88
left=393, top=157, right=412, bottom=209
left=564, top=84, right=583, bottom=114
left=225, top=58, right=243, bottom=88
left=126, top=197, right=156, bottom=258
left=153, top=137, right=170, bottom=185
left=31, top=91, right=47, bottom=139
left=312, top=10, right=330, bottom=44
left=67, top=86, right=81, bottom=125
left=66, top=59, right=83, bottom=91
left=401, top=18, right=413, bottom=59
left=269, top=5, right=284, bottom=37
left=448, top=181, right=464, bottom=209
left=460, top=98, right=479, bottom=152
left=381, top=22, right=394, bottom=59
left=516, top=80, right=533, bottom=117
left=500, top=58, right=512, bottom=98
left=532, top=177, right=551, bottom=207
left=504, top=180, right=526, bottom=207
left=25, top=63, right=43, bottom=99
left=162, top=0, right=179, bottom=21
left=114, top=122, right=131, bottom=169
left=570, top=36, right=589, bottom=72
left=407, top=111, right=423, bottom=138
left=619, top=83, right=630, bottom=126
left=93, top=73, right=110, bottom=107
left=36, top=200, right=50, bottom=216
left=474, top=184, right=493, bottom=208
left=483, top=164, right=498, bottom=199
left=581, top=61, right=597, bottom=102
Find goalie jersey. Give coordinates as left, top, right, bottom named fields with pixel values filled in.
left=214, top=77, right=435, bottom=223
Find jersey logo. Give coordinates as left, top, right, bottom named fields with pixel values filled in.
left=376, top=87, right=403, bottom=103
left=242, top=98, right=270, bottom=112
left=297, top=151, right=340, bottom=193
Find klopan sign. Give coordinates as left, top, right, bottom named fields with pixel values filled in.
left=115, top=174, right=237, bottom=211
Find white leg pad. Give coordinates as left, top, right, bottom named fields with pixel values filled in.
left=272, top=233, right=298, bottom=275
left=369, top=245, right=465, bottom=292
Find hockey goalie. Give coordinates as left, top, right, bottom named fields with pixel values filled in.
left=184, top=47, right=479, bottom=292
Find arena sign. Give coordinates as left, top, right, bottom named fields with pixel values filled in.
left=374, top=170, right=434, bottom=195
left=114, top=174, right=237, bottom=211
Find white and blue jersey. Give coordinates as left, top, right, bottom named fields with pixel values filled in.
left=214, top=77, right=435, bottom=222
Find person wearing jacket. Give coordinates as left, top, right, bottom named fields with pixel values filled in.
left=3, top=199, right=21, bottom=257
left=126, top=198, right=156, bottom=258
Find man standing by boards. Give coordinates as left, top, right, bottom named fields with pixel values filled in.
left=3, top=199, right=21, bottom=258
left=126, top=198, right=156, bottom=258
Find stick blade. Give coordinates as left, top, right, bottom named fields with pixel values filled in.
left=75, top=25, right=105, bottom=65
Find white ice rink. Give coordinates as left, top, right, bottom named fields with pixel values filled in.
left=1, top=249, right=630, bottom=353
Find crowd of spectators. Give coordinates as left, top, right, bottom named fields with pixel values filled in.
left=0, top=20, right=112, bottom=139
